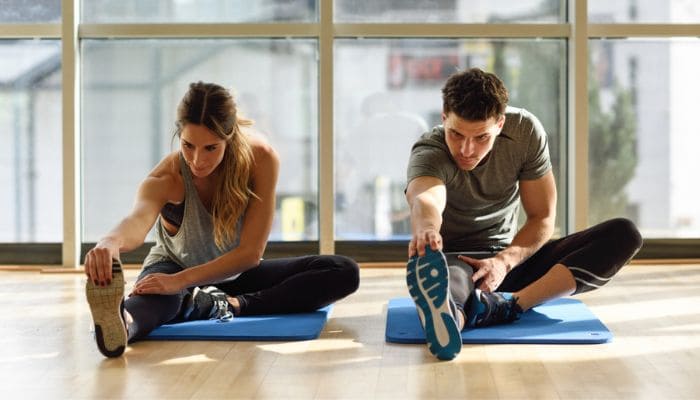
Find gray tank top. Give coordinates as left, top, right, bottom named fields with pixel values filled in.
left=143, top=153, right=243, bottom=272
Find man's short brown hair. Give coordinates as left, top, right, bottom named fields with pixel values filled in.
left=442, top=68, right=509, bottom=121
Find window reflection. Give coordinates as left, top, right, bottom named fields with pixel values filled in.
left=335, top=39, right=566, bottom=240
left=0, top=40, right=62, bottom=242
left=81, top=39, right=318, bottom=241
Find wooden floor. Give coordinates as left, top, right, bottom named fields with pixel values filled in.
left=1, top=263, right=699, bottom=399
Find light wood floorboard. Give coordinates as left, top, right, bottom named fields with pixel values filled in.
left=0, top=264, right=699, bottom=399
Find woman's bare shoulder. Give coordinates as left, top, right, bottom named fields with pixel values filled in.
left=246, top=133, right=279, bottom=165
left=148, top=151, right=180, bottom=177
left=144, top=151, right=184, bottom=202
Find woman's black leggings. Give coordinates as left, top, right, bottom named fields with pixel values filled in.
left=124, top=255, right=360, bottom=342
left=447, top=218, right=643, bottom=308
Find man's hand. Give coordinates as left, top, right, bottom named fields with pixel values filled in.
left=131, top=272, right=187, bottom=296
left=458, top=255, right=509, bottom=292
left=409, top=228, right=443, bottom=258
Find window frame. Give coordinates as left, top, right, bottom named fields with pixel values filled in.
left=1, top=0, right=700, bottom=265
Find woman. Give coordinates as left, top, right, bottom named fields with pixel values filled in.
left=85, top=82, right=360, bottom=358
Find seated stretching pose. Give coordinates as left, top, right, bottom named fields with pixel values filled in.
left=405, top=68, right=641, bottom=360
left=85, top=82, right=359, bottom=357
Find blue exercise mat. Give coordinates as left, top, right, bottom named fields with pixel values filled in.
left=146, top=305, right=332, bottom=341
left=386, top=297, right=612, bottom=344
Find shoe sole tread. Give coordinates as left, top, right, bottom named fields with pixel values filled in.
left=86, top=263, right=126, bottom=358
left=406, top=249, right=462, bottom=360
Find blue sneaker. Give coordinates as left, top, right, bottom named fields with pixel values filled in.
left=406, top=247, right=462, bottom=360
left=465, top=289, right=523, bottom=328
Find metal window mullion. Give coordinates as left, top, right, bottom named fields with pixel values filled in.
left=589, top=23, right=700, bottom=38
left=318, top=2, right=334, bottom=254
left=61, top=0, right=80, bottom=268
left=76, top=23, right=571, bottom=39
left=333, top=23, right=570, bottom=38
left=79, top=23, right=319, bottom=38
left=0, top=23, right=61, bottom=38
left=569, top=0, right=588, bottom=232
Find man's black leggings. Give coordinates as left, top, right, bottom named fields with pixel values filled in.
left=447, top=218, right=643, bottom=309
left=124, top=255, right=360, bottom=342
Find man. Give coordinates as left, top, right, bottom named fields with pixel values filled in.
left=405, top=68, right=641, bottom=360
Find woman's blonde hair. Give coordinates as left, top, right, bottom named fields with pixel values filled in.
left=175, top=81, right=256, bottom=249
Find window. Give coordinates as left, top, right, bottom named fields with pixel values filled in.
left=335, top=38, right=567, bottom=239
left=589, top=0, right=700, bottom=23
left=335, top=0, right=564, bottom=23
left=2, top=0, right=700, bottom=263
left=0, top=39, right=62, bottom=242
left=0, top=0, right=60, bottom=23
left=81, top=39, right=318, bottom=241
left=588, top=38, right=700, bottom=238
left=82, top=0, right=316, bottom=23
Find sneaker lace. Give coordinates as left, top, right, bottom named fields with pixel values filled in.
left=213, top=297, right=233, bottom=322
left=199, top=286, right=234, bottom=322
left=480, top=292, right=520, bottom=326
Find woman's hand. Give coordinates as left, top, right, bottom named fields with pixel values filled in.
left=458, top=255, right=509, bottom=293
left=84, top=240, right=120, bottom=286
left=131, top=272, right=187, bottom=296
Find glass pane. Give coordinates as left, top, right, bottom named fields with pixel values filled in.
left=81, top=39, right=318, bottom=242
left=82, top=0, right=316, bottom=23
left=589, top=0, right=700, bottom=23
left=588, top=39, right=700, bottom=237
left=0, top=40, right=62, bottom=242
left=335, top=39, right=566, bottom=240
left=0, top=0, right=60, bottom=23
left=335, top=0, right=565, bottom=23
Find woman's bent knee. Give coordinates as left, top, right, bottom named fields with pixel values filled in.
left=603, top=217, right=643, bottom=256
left=338, top=255, right=361, bottom=294
left=319, top=255, right=360, bottom=296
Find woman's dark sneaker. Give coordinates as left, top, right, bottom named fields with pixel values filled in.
left=182, top=286, right=234, bottom=322
left=86, top=261, right=127, bottom=358
left=406, top=247, right=462, bottom=360
left=465, top=289, right=523, bottom=328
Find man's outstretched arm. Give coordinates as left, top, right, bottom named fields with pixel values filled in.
left=406, top=176, right=447, bottom=257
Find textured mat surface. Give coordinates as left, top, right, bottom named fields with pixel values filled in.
left=386, top=297, right=612, bottom=344
left=147, top=305, right=332, bottom=341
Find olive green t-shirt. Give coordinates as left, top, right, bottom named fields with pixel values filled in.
left=406, top=107, right=551, bottom=252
